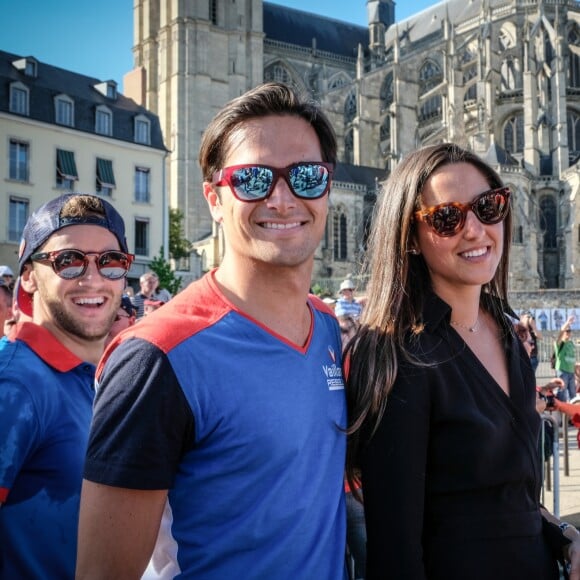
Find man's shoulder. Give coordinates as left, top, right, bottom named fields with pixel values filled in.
left=115, top=276, right=231, bottom=352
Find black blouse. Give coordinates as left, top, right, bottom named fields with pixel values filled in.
left=360, top=293, right=559, bottom=580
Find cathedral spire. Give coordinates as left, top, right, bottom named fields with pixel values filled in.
left=367, top=0, right=394, bottom=55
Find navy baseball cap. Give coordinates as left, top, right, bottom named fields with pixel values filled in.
left=16, top=193, right=129, bottom=317
left=18, top=193, right=128, bottom=273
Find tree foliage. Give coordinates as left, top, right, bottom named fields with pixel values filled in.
left=147, top=208, right=191, bottom=296
left=169, top=208, right=191, bottom=260
left=149, top=248, right=183, bottom=296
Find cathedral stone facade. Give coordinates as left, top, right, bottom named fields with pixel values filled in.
left=127, top=0, right=580, bottom=292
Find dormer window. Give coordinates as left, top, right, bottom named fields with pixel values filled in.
left=9, top=82, right=29, bottom=116
left=95, top=105, right=113, bottom=136
left=55, top=94, right=74, bottom=127
left=94, top=81, right=117, bottom=100
left=12, top=57, right=38, bottom=78
left=134, top=114, right=151, bottom=145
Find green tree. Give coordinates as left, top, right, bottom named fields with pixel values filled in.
left=149, top=248, right=182, bottom=296
left=148, top=209, right=191, bottom=296
left=169, top=208, right=191, bottom=260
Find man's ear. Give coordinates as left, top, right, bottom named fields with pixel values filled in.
left=203, top=183, right=223, bottom=223
left=19, top=264, right=38, bottom=294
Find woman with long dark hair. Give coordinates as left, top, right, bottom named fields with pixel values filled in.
left=346, top=143, right=580, bottom=579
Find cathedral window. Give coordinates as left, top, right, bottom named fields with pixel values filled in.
left=539, top=195, right=557, bottom=250
left=503, top=113, right=524, bottom=153
left=418, top=60, right=442, bottom=122
left=209, top=0, right=218, bottom=25
left=567, top=111, right=580, bottom=156
left=264, top=64, right=291, bottom=84
left=419, top=95, right=442, bottom=122
left=328, top=73, right=349, bottom=90
left=380, top=116, right=391, bottom=142
left=344, top=91, right=357, bottom=124
left=344, top=129, right=354, bottom=164
left=568, top=28, right=580, bottom=88
left=419, top=60, right=442, bottom=94
left=379, top=72, right=393, bottom=113
left=332, top=207, right=348, bottom=261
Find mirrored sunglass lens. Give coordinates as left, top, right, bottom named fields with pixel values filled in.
left=475, top=192, right=507, bottom=223
left=98, top=252, right=130, bottom=279
left=289, top=164, right=329, bottom=198
left=231, top=166, right=273, bottom=200
left=54, top=251, right=86, bottom=278
left=431, top=206, right=463, bottom=235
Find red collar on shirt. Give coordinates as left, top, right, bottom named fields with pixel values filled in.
left=10, top=322, right=84, bottom=372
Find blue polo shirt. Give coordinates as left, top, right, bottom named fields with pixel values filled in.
left=0, top=323, right=95, bottom=579
left=86, top=271, right=347, bottom=579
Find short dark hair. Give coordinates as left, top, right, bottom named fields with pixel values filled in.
left=199, top=82, right=337, bottom=183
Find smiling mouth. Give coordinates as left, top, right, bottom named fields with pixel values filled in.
left=461, top=247, right=488, bottom=259
left=260, top=222, right=302, bottom=229
left=73, top=297, right=106, bottom=308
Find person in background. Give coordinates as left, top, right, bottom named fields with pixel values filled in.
left=520, top=311, right=542, bottom=373
left=0, top=280, right=12, bottom=336
left=105, top=295, right=137, bottom=346
left=345, top=143, right=580, bottom=579
left=335, top=278, right=363, bottom=319
left=0, top=193, right=131, bottom=579
left=0, top=265, right=14, bottom=286
left=142, top=298, right=164, bottom=317
left=77, top=82, right=347, bottom=580
left=555, top=315, right=577, bottom=402
left=131, top=271, right=167, bottom=318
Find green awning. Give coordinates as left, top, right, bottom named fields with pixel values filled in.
left=56, top=149, right=78, bottom=180
left=96, top=158, right=116, bottom=188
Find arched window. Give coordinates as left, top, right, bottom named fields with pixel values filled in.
left=333, top=207, right=348, bottom=261
left=539, top=195, right=557, bottom=250
left=344, top=91, right=357, bottom=124
left=419, top=60, right=442, bottom=94
left=419, top=96, right=442, bottom=122
left=503, top=113, right=524, bottom=153
left=264, top=64, right=291, bottom=84
left=568, top=111, right=580, bottom=155
left=344, top=130, right=354, bottom=164
left=328, top=73, right=350, bottom=90
left=380, top=116, right=391, bottom=142
left=418, top=60, right=442, bottom=122
left=379, top=72, right=393, bottom=113
left=569, top=28, right=580, bottom=88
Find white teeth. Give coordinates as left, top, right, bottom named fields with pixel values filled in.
left=74, top=297, right=105, bottom=305
left=262, top=222, right=300, bottom=229
left=462, top=248, right=487, bottom=258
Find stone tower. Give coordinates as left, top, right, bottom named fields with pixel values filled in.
left=127, top=0, right=264, bottom=246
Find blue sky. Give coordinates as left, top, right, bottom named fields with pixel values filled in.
left=1, top=0, right=440, bottom=88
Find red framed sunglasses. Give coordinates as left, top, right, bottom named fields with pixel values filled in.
left=414, top=187, right=511, bottom=237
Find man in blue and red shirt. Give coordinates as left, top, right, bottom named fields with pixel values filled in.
left=0, top=194, right=131, bottom=579
left=77, top=83, right=347, bottom=580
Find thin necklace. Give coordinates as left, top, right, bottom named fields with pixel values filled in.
left=450, top=317, right=480, bottom=333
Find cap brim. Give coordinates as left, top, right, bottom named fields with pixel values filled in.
left=15, top=278, right=33, bottom=318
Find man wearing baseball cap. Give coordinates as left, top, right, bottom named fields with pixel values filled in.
left=0, top=193, right=132, bottom=578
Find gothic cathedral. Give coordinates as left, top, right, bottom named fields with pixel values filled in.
left=127, top=0, right=580, bottom=291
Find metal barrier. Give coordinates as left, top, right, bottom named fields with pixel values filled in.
left=541, top=414, right=561, bottom=517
